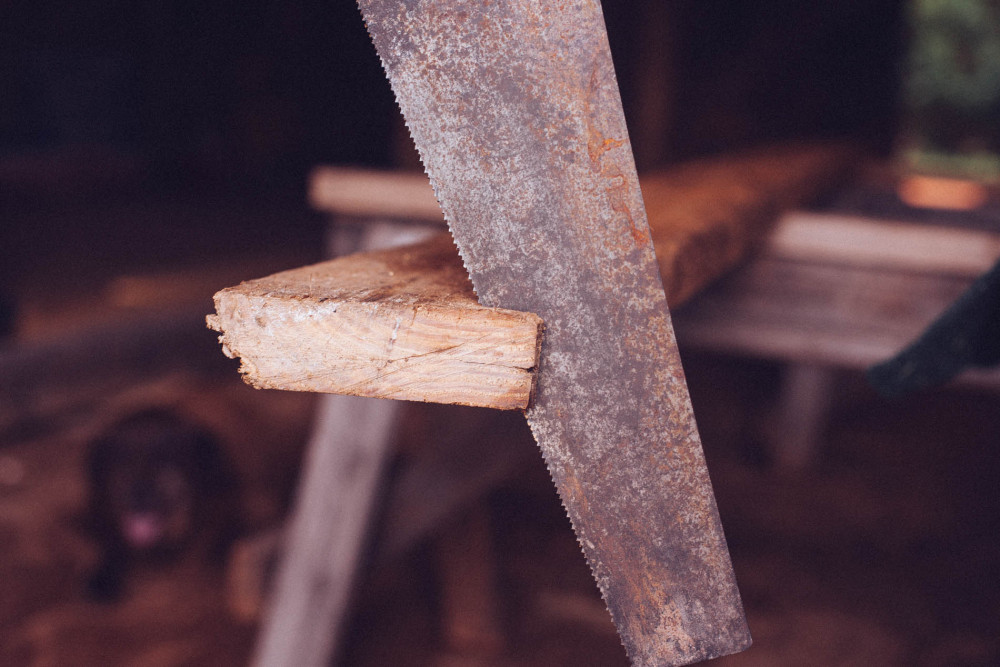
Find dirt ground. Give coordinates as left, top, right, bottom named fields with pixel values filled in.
left=2, top=349, right=998, bottom=666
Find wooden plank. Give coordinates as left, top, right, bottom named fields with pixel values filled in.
left=672, top=258, right=974, bottom=367
left=672, top=256, right=1000, bottom=390
left=309, top=143, right=856, bottom=305
left=769, top=211, right=1000, bottom=277
left=215, top=179, right=1000, bottom=410
left=208, top=234, right=542, bottom=410
left=308, top=166, right=445, bottom=223
left=641, top=143, right=855, bottom=305
left=669, top=209, right=1000, bottom=373
left=214, top=145, right=854, bottom=410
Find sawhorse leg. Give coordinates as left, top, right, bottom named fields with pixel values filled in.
left=253, top=394, right=399, bottom=666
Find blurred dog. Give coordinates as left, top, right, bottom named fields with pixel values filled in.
left=85, top=408, right=239, bottom=601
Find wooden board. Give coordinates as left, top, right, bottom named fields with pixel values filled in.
left=309, top=144, right=854, bottom=304
left=213, top=208, right=1000, bottom=407
left=671, top=208, right=1000, bottom=371
left=214, top=145, right=853, bottom=409
left=308, top=166, right=445, bottom=223
left=768, top=211, right=1000, bottom=277
left=672, top=245, right=1000, bottom=376
left=208, top=234, right=542, bottom=410
left=641, top=143, right=855, bottom=305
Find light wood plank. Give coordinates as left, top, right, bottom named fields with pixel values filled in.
left=309, top=165, right=445, bottom=223
left=214, top=145, right=852, bottom=410
left=214, top=145, right=853, bottom=409
left=769, top=211, right=1000, bottom=277
left=208, top=234, right=542, bottom=410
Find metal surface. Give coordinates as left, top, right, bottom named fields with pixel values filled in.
left=358, top=1, right=750, bottom=664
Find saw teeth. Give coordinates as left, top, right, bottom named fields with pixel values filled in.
left=524, top=417, right=633, bottom=663
left=408, top=137, right=481, bottom=299
left=359, top=0, right=482, bottom=300
left=362, top=6, right=622, bottom=653
left=423, top=168, right=482, bottom=299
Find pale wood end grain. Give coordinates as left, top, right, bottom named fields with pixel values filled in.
left=208, top=234, right=543, bottom=410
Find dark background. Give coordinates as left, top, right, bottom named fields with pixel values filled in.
left=0, top=0, right=905, bottom=189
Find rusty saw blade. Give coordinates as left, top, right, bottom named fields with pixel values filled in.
left=357, top=1, right=750, bottom=664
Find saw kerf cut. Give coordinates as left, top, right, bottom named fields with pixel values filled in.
left=357, top=0, right=751, bottom=664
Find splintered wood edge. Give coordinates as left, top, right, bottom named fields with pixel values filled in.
left=207, top=234, right=543, bottom=410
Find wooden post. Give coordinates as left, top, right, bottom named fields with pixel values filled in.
left=435, top=501, right=503, bottom=662
left=770, top=363, right=836, bottom=473
left=252, top=394, right=399, bottom=667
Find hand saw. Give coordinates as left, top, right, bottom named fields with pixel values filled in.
left=357, top=1, right=751, bottom=664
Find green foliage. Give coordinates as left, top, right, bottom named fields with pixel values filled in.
left=907, top=0, right=1000, bottom=113
left=905, top=0, right=1000, bottom=161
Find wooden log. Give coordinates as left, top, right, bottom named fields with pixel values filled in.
left=642, top=143, right=856, bottom=305
left=208, top=234, right=543, bottom=410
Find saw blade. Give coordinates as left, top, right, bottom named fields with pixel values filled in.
left=357, top=1, right=750, bottom=664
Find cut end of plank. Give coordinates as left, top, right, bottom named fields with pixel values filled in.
left=208, top=233, right=543, bottom=410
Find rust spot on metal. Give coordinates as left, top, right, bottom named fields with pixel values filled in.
left=583, top=68, right=650, bottom=250
left=588, top=134, right=624, bottom=164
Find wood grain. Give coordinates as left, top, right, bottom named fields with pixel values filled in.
left=642, top=143, right=855, bottom=305
left=208, top=234, right=542, bottom=410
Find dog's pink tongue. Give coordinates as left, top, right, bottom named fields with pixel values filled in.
left=124, top=514, right=162, bottom=547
